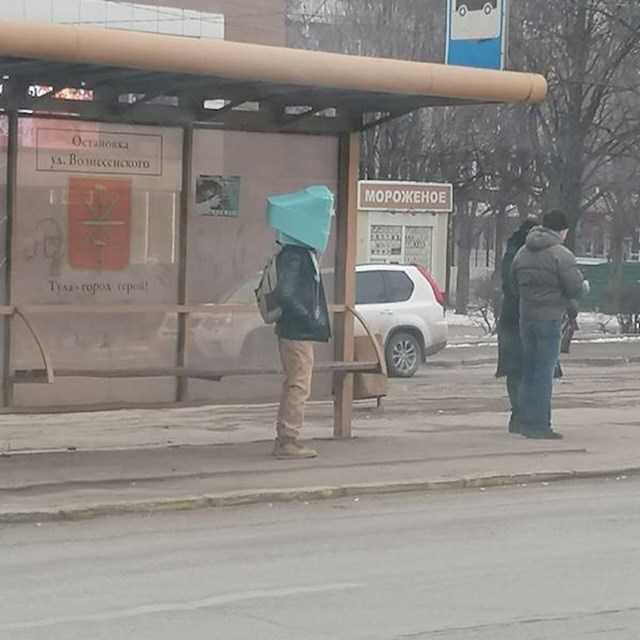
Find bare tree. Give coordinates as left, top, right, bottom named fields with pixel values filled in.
left=602, top=156, right=640, bottom=285
left=287, top=0, right=640, bottom=313
left=515, top=0, right=640, bottom=246
left=287, top=0, right=446, bottom=181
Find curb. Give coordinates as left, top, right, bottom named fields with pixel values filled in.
left=430, top=358, right=494, bottom=369
left=2, top=466, right=640, bottom=525
left=430, top=356, right=640, bottom=369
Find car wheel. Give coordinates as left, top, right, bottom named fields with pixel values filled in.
left=483, top=2, right=493, bottom=14
left=458, top=5, right=468, bottom=16
left=386, top=332, right=421, bottom=378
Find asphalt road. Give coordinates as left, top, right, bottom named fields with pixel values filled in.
left=2, top=479, right=640, bottom=639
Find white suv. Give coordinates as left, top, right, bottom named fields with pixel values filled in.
left=355, top=264, right=447, bottom=377
left=158, top=264, right=447, bottom=378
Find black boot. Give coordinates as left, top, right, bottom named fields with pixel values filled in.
left=508, top=414, right=523, bottom=435
left=525, top=430, right=564, bottom=440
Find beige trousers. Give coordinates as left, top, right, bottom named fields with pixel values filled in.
left=277, top=338, right=315, bottom=441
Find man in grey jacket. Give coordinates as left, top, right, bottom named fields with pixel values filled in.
left=511, top=211, right=587, bottom=439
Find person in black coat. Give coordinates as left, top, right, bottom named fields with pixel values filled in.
left=497, top=219, right=572, bottom=434
left=272, top=243, right=331, bottom=459
left=496, top=220, right=537, bottom=433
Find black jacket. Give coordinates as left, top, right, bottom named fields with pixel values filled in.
left=275, top=245, right=331, bottom=343
left=496, top=239, right=523, bottom=378
left=498, top=239, right=521, bottom=330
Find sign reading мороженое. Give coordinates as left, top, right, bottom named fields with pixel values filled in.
left=358, top=181, right=453, bottom=213
left=35, top=128, right=164, bottom=176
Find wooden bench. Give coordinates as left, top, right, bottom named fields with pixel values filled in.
left=9, top=304, right=388, bottom=405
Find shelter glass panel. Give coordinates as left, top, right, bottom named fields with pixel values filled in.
left=11, top=118, right=183, bottom=408
left=186, top=129, right=339, bottom=404
left=0, top=116, right=7, bottom=399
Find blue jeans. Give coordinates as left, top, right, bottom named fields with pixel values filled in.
left=506, top=371, right=522, bottom=429
left=519, top=320, right=562, bottom=433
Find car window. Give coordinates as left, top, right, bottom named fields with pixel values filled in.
left=223, top=277, right=259, bottom=303
left=356, top=271, right=386, bottom=305
left=384, top=271, right=414, bottom=303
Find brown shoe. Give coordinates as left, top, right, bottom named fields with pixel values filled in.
left=272, top=440, right=318, bottom=459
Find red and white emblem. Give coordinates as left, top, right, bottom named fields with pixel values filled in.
left=67, top=177, right=132, bottom=270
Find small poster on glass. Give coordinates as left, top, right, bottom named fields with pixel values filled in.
left=196, top=175, right=240, bottom=217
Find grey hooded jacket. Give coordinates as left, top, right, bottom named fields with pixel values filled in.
left=510, top=226, right=586, bottom=323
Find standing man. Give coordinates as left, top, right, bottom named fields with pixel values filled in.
left=511, top=211, right=587, bottom=439
left=273, top=243, right=330, bottom=459
left=496, top=218, right=537, bottom=433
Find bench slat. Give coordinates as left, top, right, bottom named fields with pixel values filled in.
left=12, top=361, right=380, bottom=383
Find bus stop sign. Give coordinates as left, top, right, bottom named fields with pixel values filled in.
left=445, top=0, right=508, bottom=70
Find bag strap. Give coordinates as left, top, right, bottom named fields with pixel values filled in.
left=307, top=249, right=322, bottom=310
left=310, top=250, right=321, bottom=283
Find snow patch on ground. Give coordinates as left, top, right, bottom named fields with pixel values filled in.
left=448, top=335, right=640, bottom=349
left=447, top=310, right=621, bottom=332
left=446, top=310, right=488, bottom=327
left=446, top=310, right=629, bottom=345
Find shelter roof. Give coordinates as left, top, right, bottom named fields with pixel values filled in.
left=0, top=20, right=547, bottom=132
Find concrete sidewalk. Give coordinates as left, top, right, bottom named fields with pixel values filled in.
left=1, top=362, right=639, bottom=523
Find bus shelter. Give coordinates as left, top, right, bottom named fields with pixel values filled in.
left=0, top=19, right=546, bottom=437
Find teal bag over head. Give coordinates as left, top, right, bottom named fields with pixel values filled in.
left=267, top=185, right=334, bottom=252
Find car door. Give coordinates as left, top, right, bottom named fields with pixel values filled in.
left=355, top=270, right=388, bottom=338
left=378, top=270, right=416, bottom=336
